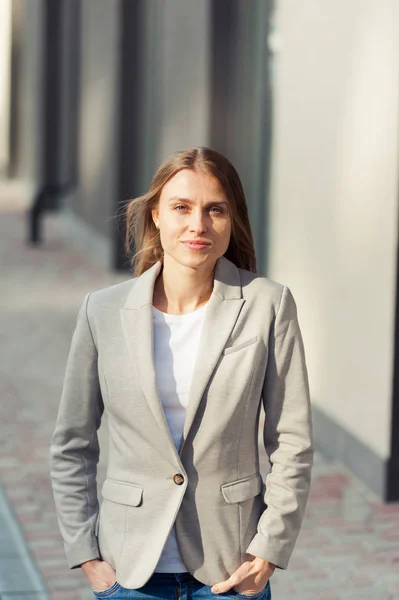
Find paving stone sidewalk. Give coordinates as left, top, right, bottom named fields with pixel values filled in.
left=0, top=204, right=398, bottom=600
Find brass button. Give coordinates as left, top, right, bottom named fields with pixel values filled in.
left=173, top=473, right=185, bottom=485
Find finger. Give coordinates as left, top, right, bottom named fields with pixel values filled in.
left=211, top=561, right=252, bottom=594
left=211, top=563, right=251, bottom=594
left=211, top=577, right=236, bottom=594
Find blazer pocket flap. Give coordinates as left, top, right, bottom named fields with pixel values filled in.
left=222, top=336, right=258, bottom=355
left=221, top=472, right=263, bottom=503
left=102, top=479, right=143, bottom=506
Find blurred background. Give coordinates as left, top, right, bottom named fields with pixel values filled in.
left=0, top=0, right=398, bottom=599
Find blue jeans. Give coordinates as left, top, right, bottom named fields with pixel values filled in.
left=92, top=572, right=272, bottom=600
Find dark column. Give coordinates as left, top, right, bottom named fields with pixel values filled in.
left=387, top=240, right=399, bottom=501
left=113, top=0, right=145, bottom=271
left=209, top=0, right=275, bottom=275
left=29, top=0, right=80, bottom=243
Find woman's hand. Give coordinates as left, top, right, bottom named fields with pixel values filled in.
left=211, top=556, right=275, bottom=595
left=81, top=558, right=117, bottom=592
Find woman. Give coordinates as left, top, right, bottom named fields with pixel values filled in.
left=50, top=147, right=314, bottom=600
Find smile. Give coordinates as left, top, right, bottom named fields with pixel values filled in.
left=181, top=241, right=211, bottom=250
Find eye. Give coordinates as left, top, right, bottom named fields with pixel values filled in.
left=175, top=205, right=188, bottom=212
left=209, top=206, right=223, bottom=214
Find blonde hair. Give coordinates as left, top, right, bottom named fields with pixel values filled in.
left=124, top=147, right=257, bottom=276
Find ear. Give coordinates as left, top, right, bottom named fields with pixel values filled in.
left=151, top=206, right=159, bottom=228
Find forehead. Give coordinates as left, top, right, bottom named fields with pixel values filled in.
left=160, top=169, right=226, bottom=200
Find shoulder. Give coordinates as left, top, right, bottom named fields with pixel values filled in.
left=85, top=277, right=136, bottom=314
left=238, top=268, right=286, bottom=306
left=238, top=268, right=300, bottom=334
left=237, top=267, right=299, bottom=324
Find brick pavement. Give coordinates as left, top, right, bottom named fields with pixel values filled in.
left=0, top=204, right=398, bottom=600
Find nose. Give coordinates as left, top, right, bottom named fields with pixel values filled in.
left=189, top=209, right=207, bottom=235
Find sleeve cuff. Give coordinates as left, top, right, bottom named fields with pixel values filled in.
left=65, top=538, right=101, bottom=570
left=246, top=533, right=291, bottom=570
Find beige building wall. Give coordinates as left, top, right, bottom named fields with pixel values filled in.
left=0, top=0, right=12, bottom=174
left=9, top=0, right=45, bottom=190
left=71, top=0, right=210, bottom=244
left=157, top=0, right=211, bottom=162
left=73, top=0, right=121, bottom=239
left=136, top=0, right=211, bottom=191
left=268, top=0, right=399, bottom=460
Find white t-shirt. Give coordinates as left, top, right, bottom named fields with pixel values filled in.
left=152, top=302, right=208, bottom=573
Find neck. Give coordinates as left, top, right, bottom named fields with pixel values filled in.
left=153, top=256, right=216, bottom=314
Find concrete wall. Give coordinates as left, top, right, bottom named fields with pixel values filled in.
left=10, top=0, right=45, bottom=190
left=157, top=0, right=211, bottom=162
left=73, top=0, right=211, bottom=240
left=0, top=0, right=12, bottom=174
left=73, top=0, right=121, bottom=238
left=268, top=0, right=399, bottom=460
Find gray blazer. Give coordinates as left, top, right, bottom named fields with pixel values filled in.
left=50, top=255, right=314, bottom=589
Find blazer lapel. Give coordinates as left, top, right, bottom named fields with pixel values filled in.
left=180, top=256, right=244, bottom=454
left=120, top=262, right=180, bottom=457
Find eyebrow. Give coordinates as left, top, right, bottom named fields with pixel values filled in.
left=168, top=196, right=228, bottom=207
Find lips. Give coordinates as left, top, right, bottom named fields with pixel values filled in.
left=181, top=241, right=211, bottom=250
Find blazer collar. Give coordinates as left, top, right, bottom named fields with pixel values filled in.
left=123, top=255, right=242, bottom=310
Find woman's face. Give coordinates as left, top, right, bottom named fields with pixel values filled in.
left=152, top=169, right=232, bottom=272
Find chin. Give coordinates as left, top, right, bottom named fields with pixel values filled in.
left=171, top=251, right=216, bottom=270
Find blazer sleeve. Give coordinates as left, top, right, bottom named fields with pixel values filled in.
left=246, top=285, right=314, bottom=569
left=50, top=292, right=104, bottom=569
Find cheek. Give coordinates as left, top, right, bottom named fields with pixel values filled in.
left=159, top=212, right=179, bottom=232
left=159, top=219, right=184, bottom=247
left=214, top=220, right=232, bottom=242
